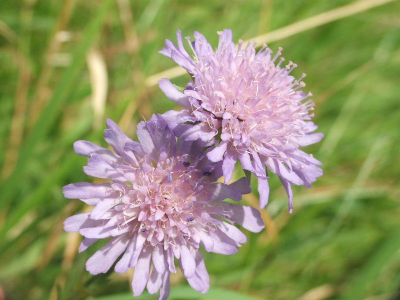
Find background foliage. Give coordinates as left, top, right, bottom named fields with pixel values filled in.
left=0, top=0, right=399, bottom=299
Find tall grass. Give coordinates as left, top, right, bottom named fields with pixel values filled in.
left=0, top=0, right=399, bottom=299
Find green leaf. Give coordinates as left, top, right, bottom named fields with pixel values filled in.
left=0, top=0, right=113, bottom=207
left=244, top=169, right=252, bottom=184
left=173, top=84, right=185, bottom=93
left=340, top=229, right=400, bottom=300
left=0, top=154, right=81, bottom=240
left=91, top=286, right=262, bottom=300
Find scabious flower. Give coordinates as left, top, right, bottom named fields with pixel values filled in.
left=63, top=115, right=264, bottom=299
left=159, top=29, right=323, bottom=211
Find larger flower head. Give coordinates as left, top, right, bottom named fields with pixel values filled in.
left=159, top=29, right=323, bottom=211
left=63, top=115, right=264, bottom=299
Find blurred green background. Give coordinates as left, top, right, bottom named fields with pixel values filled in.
left=1, top=0, right=400, bottom=299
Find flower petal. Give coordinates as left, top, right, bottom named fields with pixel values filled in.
left=230, top=177, right=251, bottom=194
left=132, top=249, right=152, bottom=297
left=79, top=238, right=97, bottom=253
left=279, top=176, right=294, bottom=213
left=115, top=236, right=136, bottom=273
left=180, top=245, right=196, bottom=278
left=187, top=252, right=210, bottom=294
left=74, top=140, right=120, bottom=164
left=159, top=79, right=191, bottom=109
left=64, top=213, right=94, bottom=232
left=212, top=182, right=242, bottom=202
left=152, top=245, right=166, bottom=274
left=158, top=270, right=171, bottom=300
left=83, top=155, right=126, bottom=182
left=225, top=203, right=265, bottom=233
left=222, top=150, right=237, bottom=183
left=258, top=177, right=270, bottom=209
left=147, top=267, right=163, bottom=294
left=218, top=222, right=247, bottom=244
left=86, top=235, right=129, bottom=275
left=63, top=182, right=112, bottom=199
left=104, top=119, right=137, bottom=165
left=207, top=142, right=227, bottom=162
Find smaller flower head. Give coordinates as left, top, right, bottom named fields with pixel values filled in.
left=63, top=115, right=264, bottom=299
left=159, top=29, right=323, bottom=211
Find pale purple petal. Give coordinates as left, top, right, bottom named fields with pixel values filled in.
left=79, top=238, right=98, bottom=253
left=171, top=49, right=196, bottom=74
left=238, top=152, right=256, bottom=174
left=158, top=271, right=170, bottom=300
left=230, top=177, right=251, bottom=194
left=130, top=234, right=146, bottom=267
left=173, top=123, right=216, bottom=142
left=222, top=150, right=237, bottom=183
left=187, top=252, right=209, bottom=294
left=83, top=155, right=126, bottom=182
left=115, top=237, right=136, bottom=273
left=152, top=245, right=166, bottom=273
left=293, top=132, right=324, bottom=146
left=132, top=249, right=152, bottom=296
left=225, top=203, right=265, bottom=233
left=279, top=176, right=294, bottom=213
left=180, top=245, right=196, bottom=278
left=159, top=78, right=191, bottom=109
left=147, top=267, right=163, bottom=294
left=198, top=230, right=214, bottom=252
left=86, top=235, right=129, bottom=275
left=63, top=182, right=112, bottom=199
left=161, top=110, right=196, bottom=130
left=207, top=142, right=227, bottom=162
left=104, top=119, right=137, bottom=165
left=276, top=160, right=303, bottom=185
left=79, top=226, right=115, bottom=239
left=217, top=29, right=235, bottom=53
left=73, top=140, right=120, bottom=164
left=212, top=183, right=242, bottom=202
left=90, top=198, right=118, bottom=220
left=258, top=177, right=270, bottom=209
left=218, top=222, right=247, bottom=244
left=209, top=231, right=239, bottom=255
left=64, top=213, right=90, bottom=232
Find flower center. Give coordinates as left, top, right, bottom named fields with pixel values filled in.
left=118, top=157, right=214, bottom=247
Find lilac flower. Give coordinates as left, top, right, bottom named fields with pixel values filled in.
left=159, top=29, right=323, bottom=211
left=63, top=115, right=264, bottom=299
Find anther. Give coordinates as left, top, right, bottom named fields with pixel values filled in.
left=187, top=216, right=195, bottom=222
left=203, top=171, right=212, bottom=176
left=183, top=162, right=190, bottom=168
left=141, top=228, right=147, bottom=233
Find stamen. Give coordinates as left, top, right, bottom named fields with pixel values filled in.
left=192, top=181, right=199, bottom=191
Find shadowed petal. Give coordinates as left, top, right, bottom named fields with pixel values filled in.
left=225, top=203, right=265, bottom=233
left=159, top=79, right=191, bottom=109
left=86, top=235, right=129, bottom=275
left=180, top=245, right=196, bottom=278
left=132, top=249, right=152, bottom=296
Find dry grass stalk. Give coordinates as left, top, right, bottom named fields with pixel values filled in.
left=29, top=0, right=76, bottom=127
left=87, top=48, right=108, bottom=129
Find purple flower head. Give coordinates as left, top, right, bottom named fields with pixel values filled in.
left=63, top=115, right=264, bottom=299
left=159, top=29, right=323, bottom=211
